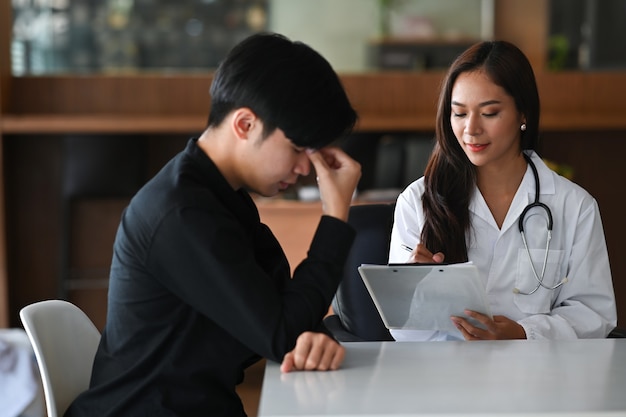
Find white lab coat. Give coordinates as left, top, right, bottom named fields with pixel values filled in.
left=389, top=151, right=617, bottom=340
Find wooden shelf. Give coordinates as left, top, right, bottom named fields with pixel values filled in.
left=0, top=114, right=207, bottom=134
left=3, top=111, right=626, bottom=135
left=2, top=71, right=626, bottom=135
left=0, top=114, right=439, bottom=134
left=539, top=113, right=626, bottom=131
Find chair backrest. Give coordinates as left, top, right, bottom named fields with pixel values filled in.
left=331, top=203, right=395, bottom=341
left=19, top=300, right=101, bottom=417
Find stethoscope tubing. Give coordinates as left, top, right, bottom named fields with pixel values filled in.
left=514, top=153, right=566, bottom=295
left=518, top=153, right=553, bottom=233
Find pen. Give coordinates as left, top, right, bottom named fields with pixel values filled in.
left=400, top=244, right=413, bottom=253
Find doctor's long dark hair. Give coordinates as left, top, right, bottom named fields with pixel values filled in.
left=421, top=41, right=540, bottom=263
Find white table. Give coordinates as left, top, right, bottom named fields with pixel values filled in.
left=258, top=339, right=626, bottom=416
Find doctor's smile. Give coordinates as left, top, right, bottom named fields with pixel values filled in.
left=465, top=143, right=489, bottom=152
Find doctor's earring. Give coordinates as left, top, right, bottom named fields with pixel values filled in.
left=520, top=123, right=527, bottom=131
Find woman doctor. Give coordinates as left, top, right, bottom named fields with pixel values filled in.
left=389, top=40, right=617, bottom=341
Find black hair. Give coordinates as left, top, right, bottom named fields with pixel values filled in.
left=208, top=32, right=357, bottom=148
left=421, top=40, right=540, bottom=262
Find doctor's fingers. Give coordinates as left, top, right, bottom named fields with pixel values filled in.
left=411, top=244, right=445, bottom=264
left=463, top=310, right=500, bottom=334
left=454, top=313, right=526, bottom=340
left=410, top=244, right=431, bottom=262
left=451, top=315, right=495, bottom=341
left=450, top=317, right=481, bottom=340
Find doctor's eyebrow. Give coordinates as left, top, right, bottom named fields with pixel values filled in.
left=451, top=99, right=502, bottom=107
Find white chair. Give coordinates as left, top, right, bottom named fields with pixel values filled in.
left=19, top=300, right=101, bottom=417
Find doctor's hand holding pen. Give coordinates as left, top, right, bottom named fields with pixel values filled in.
left=401, top=242, right=445, bottom=264
left=400, top=242, right=526, bottom=340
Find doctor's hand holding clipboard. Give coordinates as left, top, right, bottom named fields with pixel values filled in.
left=401, top=243, right=526, bottom=341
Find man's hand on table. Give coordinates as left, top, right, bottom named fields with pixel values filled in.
left=280, top=331, right=345, bottom=373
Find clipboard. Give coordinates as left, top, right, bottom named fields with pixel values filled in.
left=358, top=263, right=492, bottom=334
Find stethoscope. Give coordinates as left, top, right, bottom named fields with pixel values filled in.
left=513, top=153, right=568, bottom=295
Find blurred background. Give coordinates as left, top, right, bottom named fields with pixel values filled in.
left=9, top=0, right=626, bottom=75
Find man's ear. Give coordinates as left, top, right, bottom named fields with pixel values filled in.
left=231, top=108, right=258, bottom=140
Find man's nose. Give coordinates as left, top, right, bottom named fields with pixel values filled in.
left=294, top=153, right=311, bottom=176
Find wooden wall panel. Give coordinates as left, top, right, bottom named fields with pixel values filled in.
left=8, top=75, right=213, bottom=116
left=494, top=0, right=549, bottom=71
left=341, top=72, right=443, bottom=132
left=537, top=72, right=626, bottom=130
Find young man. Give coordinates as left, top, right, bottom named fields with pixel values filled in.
left=65, top=33, right=361, bottom=417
